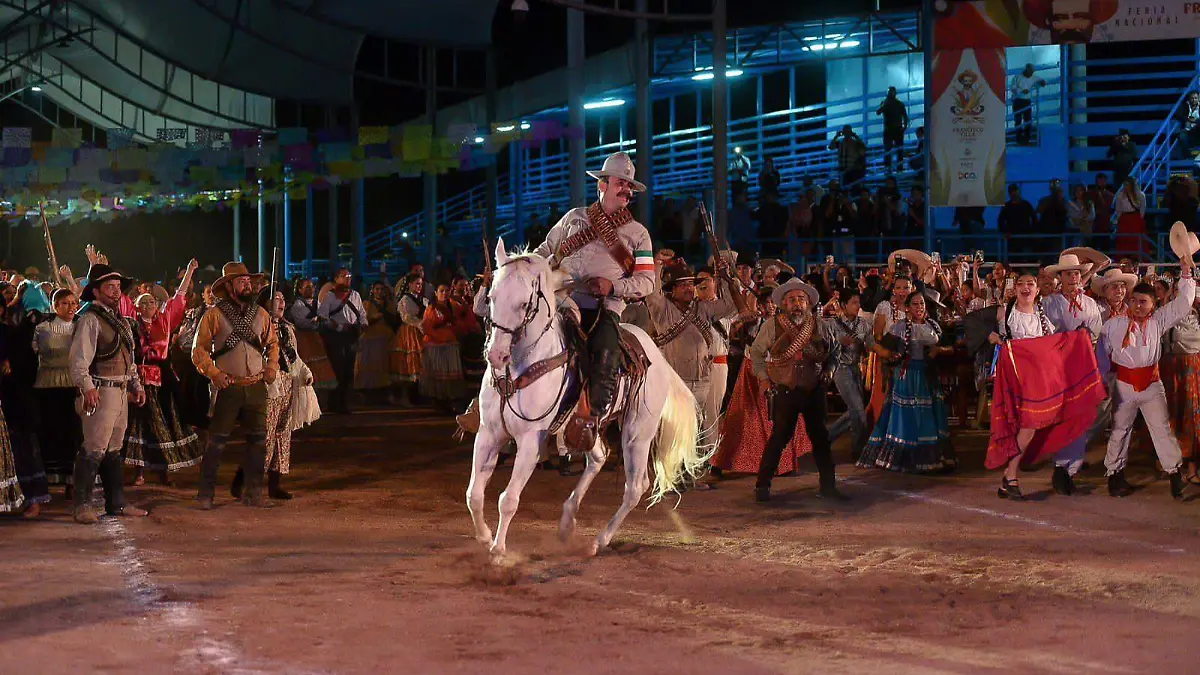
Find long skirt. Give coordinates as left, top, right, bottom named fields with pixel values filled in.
left=36, top=387, right=83, bottom=485
left=420, top=342, right=466, bottom=401
left=296, top=330, right=338, bottom=390
left=10, top=429, right=49, bottom=505
left=355, top=323, right=395, bottom=390
left=265, top=376, right=296, bottom=474
left=866, top=353, right=890, bottom=430
left=460, top=330, right=487, bottom=384
left=123, top=378, right=204, bottom=472
left=712, top=360, right=812, bottom=475
left=858, top=361, right=956, bottom=474
left=0, top=407, right=24, bottom=513
left=171, top=344, right=211, bottom=430
left=390, top=325, right=423, bottom=383
left=1162, top=352, right=1200, bottom=461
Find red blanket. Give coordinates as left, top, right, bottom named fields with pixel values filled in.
left=985, top=331, right=1106, bottom=470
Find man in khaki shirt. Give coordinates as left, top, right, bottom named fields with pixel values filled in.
left=646, top=260, right=740, bottom=445
left=192, top=262, right=279, bottom=509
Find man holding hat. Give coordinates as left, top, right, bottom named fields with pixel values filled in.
left=68, top=262, right=148, bottom=524
left=537, top=151, right=656, bottom=451
left=646, top=261, right=741, bottom=445
left=191, top=262, right=279, bottom=509
left=748, top=277, right=847, bottom=503
left=1040, top=251, right=1102, bottom=493
left=1099, top=223, right=1198, bottom=499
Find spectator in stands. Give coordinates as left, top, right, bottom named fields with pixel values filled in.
left=1164, top=174, right=1199, bottom=231
left=754, top=191, right=789, bottom=257
left=877, top=176, right=903, bottom=235
left=728, top=190, right=754, bottom=250
left=1067, top=183, right=1096, bottom=246
left=829, top=125, right=867, bottom=187
left=998, top=184, right=1036, bottom=255
left=821, top=181, right=857, bottom=261
left=855, top=186, right=878, bottom=237
left=905, top=185, right=926, bottom=247
left=909, top=126, right=926, bottom=172
left=1038, top=179, right=1069, bottom=250
left=803, top=175, right=826, bottom=204
left=790, top=192, right=815, bottom=256
left=658, top=198, right=683, bottom=247
left=758, top=157, right=780, bottom=201
left=1107, top=129, right=1138, bottom=187
left=729, top=148, right=751, bottom=200
left=1113, top=176, right=1148, bottom=260
left=952, top=206, right=985, bottom=254
left=876, top=86, right=910, bottom=173
left=1175, top=91, right=1200, bottom=159
left=1010, top=63, right=1045, bottom=146
left=1089, top=172, right=1115, bottom=247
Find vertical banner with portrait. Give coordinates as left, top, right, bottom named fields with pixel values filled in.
left=930, top=48, right=1008, bottom=207
left=935, top=0, right=1200, bottom=48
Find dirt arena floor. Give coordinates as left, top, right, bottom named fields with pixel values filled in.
left=3, top=405, right=1199, bottom=674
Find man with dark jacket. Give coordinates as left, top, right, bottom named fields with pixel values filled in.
left=998, top=184, right=1037, bottom=257
left=876, top=87, right=909, bottom=173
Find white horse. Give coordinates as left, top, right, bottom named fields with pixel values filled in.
left=467, top=238, right=709, bottom=557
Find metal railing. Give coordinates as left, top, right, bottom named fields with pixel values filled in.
left=1131, top=73, right=1200, bottom=205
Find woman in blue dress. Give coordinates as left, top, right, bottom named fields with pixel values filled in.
left=857, top=292, right=957, bottom=473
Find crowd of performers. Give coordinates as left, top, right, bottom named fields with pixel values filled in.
left=464, top=152, right=1200, bottom=506
left=4, top=151, right=1199, bottom=522
left=0, top=247, right=324, bottom=520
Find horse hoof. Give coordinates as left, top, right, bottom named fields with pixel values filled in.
left=558, top=517, right=576, bottom=542
left=586, top=540, right=601, bottom=557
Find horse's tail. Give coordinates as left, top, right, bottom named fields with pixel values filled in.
left=649, top=366, right=711, bottom=506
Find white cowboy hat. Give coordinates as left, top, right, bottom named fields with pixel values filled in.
left=888, top=249, right=934, bottom=278
left=1090, top=268, right=1140, bottom=296
left=1045, top=252, right=1093, bottom=275
left=771, top=277, right=819, bottom=308
left=1169, top=221, right=1200, bottom=263
left=1062, top=246, right=1112, bottom=276
left=586, top=151, right=646, bottom=192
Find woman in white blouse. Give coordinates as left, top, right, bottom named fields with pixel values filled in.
left=987, top=272, right=1056, bottom=499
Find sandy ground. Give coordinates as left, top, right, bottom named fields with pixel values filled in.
left=3, top=405, right=1200, bottom=674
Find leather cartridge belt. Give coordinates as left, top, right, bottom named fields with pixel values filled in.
left=90, top=377, right=129, bottom=390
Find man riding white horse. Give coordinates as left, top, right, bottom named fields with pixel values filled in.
left=536, top=151, right=656, bottom=451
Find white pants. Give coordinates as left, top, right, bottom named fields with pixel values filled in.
left=706, top=364, right=728, bottom=433
left=1103, top=380, right=1183, bottom=476
left=683, top=378, right=716, bottom=446
left=79, top=387, right=130, bottom=460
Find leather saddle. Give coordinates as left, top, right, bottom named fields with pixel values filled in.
left=558, top=309, right=651, bottom=451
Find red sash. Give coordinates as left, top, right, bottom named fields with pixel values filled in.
left=713, top=355, right=728, bottom=365
left=1116, top=364, right=1160, bottom=392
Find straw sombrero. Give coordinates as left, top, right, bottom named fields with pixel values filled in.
left=1090, top=268, right=1140, bottom=296
left=1169, top=221, right=1199, bottom=264
left=1045, top=253, right=1093, bottom=275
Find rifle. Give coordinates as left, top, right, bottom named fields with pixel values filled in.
left=40, top=202, right=61, bottom=281
left=698, top=201, right=749, bottom=314
left=481, top=234, right=492, bottom=276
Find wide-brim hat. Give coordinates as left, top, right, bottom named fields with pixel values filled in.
left=150, top=283, right=170, bottom=304
left=756, top=258, right=795, bottom=275
left=1090, top=268, right=1140, bottom=296
left=1062, top=246, right=1112, bottom=276
left=1045, top=252, right=1094, bottom=275
left=212, top=261, right=267, bottom=300
left=888, top=249, right=934, bottom=277
left=79, top=263, right=133, bottom=302
left=586, top=151, right=646, bottom=192
left=923, top=288, right=948, bottom=311
left=771, top=277, right=819, bottom=308
left=660, top=261, right=696, bottom=290
left=1169, top=221, right=1200, bottom=264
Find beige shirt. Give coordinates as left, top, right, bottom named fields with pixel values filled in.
left=645, top=280, right=738, bottom=381
left=69, top=305, right=141, bottom=393
left=191, top=301, right=280, bottom=381
left=536, top=206, right=655, bottom=314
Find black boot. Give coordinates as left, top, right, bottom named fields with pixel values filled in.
left=231, top=467, right=244, bottom=499
left=72, top=452, right=101, bottom=524
left=1108, top=470, right=1134, bottom=498
left=1052, top=465, right=1076, bottom=495
left=268, top=471, right=293, bottom=500
left=755, top=486, right=771, bottom=502
left=558, top=454, right=579, bottom=476
left=1170, top=472, right=1185, bottom=501
left=241, top=443, right=269, bottom=507
left=816, top=476, right=851, bottom=502
left=100, top=453, right=147, bottom=517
